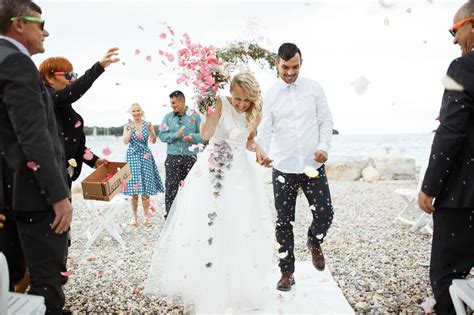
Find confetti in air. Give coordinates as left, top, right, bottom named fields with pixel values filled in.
left=68, top=159, right=77, bottom=168
left=351, top=75, right=370, bottom=96
left=102, top=148, right=111, bottom=156
left=74, top=120, right=81, bottom=128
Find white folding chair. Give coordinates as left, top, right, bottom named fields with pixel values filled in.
left=84, top=196, right=128, bottom=248
left=394, top=163, right=429, bottom=231
left=449, top=279, right=474, bottom=315
left=0, top=252, right=46, bottom=315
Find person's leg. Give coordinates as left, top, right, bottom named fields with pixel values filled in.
left=272, top=168, right=300, bottom=274
left=17, top=211, right=69, bottom=315
left=131, top=195, right=138, bottom=225
left=164, top=155, right=181, bottom=218
left=142, top=195, right=151, bottom=225
left=300, top=165, right=334, bottom=245
left=430, top=207, right=474, bottom=315
left=180, top=155, right=197, bottom=182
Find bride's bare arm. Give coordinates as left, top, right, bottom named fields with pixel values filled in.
left=200, top=97, right=222, bottom=141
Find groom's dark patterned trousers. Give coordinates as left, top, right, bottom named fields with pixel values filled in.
left=164, top=154, right=197, bottom=218
left=272, top=165, right=334, bottom=274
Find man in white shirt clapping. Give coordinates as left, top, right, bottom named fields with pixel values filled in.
left=257, top=43, right=334, bottom=291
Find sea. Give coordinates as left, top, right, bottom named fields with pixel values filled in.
left=80, top=133, right=434, bottom=181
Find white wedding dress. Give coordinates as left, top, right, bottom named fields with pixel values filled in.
left=145, top=96, right=274, bottom=313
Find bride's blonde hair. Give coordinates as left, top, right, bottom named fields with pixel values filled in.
left=229, top=72, right=262, bottom=138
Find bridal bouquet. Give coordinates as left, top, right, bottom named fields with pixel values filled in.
left=176, top=35, right=276, bottom=115
left=176, top=34, right=230, bottom=115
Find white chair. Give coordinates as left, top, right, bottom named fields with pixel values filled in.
left=83, top=196, right=128, bottom=248
left=394, top=163, right=431, bottom=233
left=0, top=252, right=46, bottom=315
left=449, top=279, right=474, bottom=315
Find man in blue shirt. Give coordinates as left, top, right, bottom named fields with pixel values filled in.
left=159, top=90, right=203, bottom=218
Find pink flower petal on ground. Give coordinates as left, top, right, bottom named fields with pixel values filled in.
left=149, top=204, right=155, bottom=212
left=167, top=26, right=175, bottom=35
left=158, top=50, right=165, bottom=56
left=66, top=257, right=75, bottom=268
left=74, top=120, right=81, bottom=128
left=421, top=296, right=436, bottom=313
left=97, top=270, right=104, bottom=277
left=145, top=55, right=152, bottom=62
left=166, top=53, right=175, bottom=62
left=179, top=180, right=185, bottom=188
left=134, top=49, right=140, bottom=55
left=159, top=33, right=167, bottom=39
left=145, top=212, right=152, bottom=219
left=133, top=184, right=139, bottom=190
left=138, top=25, right=144, bottom=30
left=26, top=161, right=39, bottom=171
left=136, top=132, right=144, bottom=141
left=102, top=148, right=111, bottom=156
left=144, top=153, right=151, bottom=159
left=61, top=271, right=73, bottom=277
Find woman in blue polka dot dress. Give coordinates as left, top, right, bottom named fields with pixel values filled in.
left=123, top=103, right=164, bottom=226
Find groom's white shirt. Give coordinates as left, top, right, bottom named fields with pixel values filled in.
left=257, top=76, right=333, bottom=174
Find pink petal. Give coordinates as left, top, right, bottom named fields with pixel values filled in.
left=134, top=49, right=140, bottom=55
left=166, top=53, right=175, bottom=62
left=421, top=296, right=436, bottom=313
left=159, top=33, right=167, bottom=39
left=133, top=184, right=139, bottom=190
left=179, top=180, right=185, bottom=188
left=158, top=50, right=165, bottom=56
left=26, top=161, right=39, bottom=171
left=145, top=55, right=152, bottom=63
left=277, top=293, right=284, bottom=301
left=145, top=212, right=152, bottom=219
left=66, top=257, right=75, bottom=268
left=74, top=120, right=81, bottom=128
left=207, top=107, right=216, bottom=115
left=149, top=204, right=156, bottom=212
left=61, top=271, right=73, bottom=277
left=83, top=149, right=93, bottom=161
left=120, top=182, right=128, bottom=191
left=144, top=153, right=151, bottom=159
left=102, top=148, right=111, bottom=156
left=136, top=132, right=144, bottom=141
left=97, top=270, right=104, bottom=277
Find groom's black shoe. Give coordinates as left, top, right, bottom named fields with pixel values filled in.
left=308, top=241, right=325, bottom=271
left=276, top=272, right=295, bottom=291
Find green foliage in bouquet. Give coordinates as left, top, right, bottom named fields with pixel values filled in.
left=217, top=42, right=277, bottom=71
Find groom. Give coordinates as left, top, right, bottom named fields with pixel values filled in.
left=257, top=43, right=334, bottom=291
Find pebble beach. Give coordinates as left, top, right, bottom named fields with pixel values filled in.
left=62, top=177, right=444, bottom=314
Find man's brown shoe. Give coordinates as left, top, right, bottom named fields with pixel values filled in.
left=308, top=241, right=325, bottom=271
left=276, top=272, right=295, bottom=291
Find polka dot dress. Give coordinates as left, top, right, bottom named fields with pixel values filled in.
left=124, top=120, right=164, bottom=196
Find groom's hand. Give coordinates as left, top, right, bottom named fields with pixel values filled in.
left=314, top=150, right=328, bottom=163
left=0, top=214, right=5, bottom=229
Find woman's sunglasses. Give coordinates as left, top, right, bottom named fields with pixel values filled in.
left=53, top=72, right=78, bottom=81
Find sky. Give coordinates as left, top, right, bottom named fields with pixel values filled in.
left=35, top=0, right=463, bottom=134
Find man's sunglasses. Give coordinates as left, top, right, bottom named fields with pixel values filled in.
left=10, top=16, right=45, bottom=31
left=449, top=17, right=474, bottom=37
left=53, top=72, right=78, bottom=81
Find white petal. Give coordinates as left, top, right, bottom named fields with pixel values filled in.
left=442, top=75, right=464, bottom=91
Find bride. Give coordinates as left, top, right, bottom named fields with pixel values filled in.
left=145, top=72, right=274, bottom=313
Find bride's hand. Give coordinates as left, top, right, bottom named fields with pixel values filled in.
left=256, top=146, right=273, bottom=167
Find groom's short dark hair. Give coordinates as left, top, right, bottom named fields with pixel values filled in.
left=277, top=43, right=302, bottom=61
left=169, top=90, right=185, bottom=101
